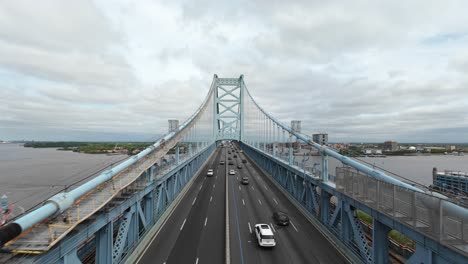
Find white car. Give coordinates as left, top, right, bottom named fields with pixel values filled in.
left=229, top=169, right=236, bottom=175
left=254, top=224, right=276, bottom=247
left=207, top=169, right=214, bottom=176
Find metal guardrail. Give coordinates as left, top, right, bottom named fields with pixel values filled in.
left=336, top=167, right=468, bottom=257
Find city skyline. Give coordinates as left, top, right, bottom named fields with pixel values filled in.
left=1, top=1, right=468, bottom=143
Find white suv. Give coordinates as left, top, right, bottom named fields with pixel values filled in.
left=207, top=169, right=214, bottom=176
left=229, top=169, right=235, bottom=175
left=254, top=224, right=276, bottom=247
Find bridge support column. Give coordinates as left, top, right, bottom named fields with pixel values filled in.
left=176, top=145, right=180, bottom=164
left=372, top=219, right=391, bottom=264
left=407, top=243, right=434, bottom=264
left=127, top=204, right=139, bottom=248
left=320, top=189, right=331, bottom=224
left=273, top=143, right=277, bottom=157
left=321, top=152, right=329, bottom=182
left=96, top=221, right=113, bottom=264
left=340, top=201, right=352, bottom=243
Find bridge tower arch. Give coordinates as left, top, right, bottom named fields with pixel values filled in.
left=212, top=74, right=245, bottom=141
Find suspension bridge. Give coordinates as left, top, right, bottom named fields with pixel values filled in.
left=0, top=75, right=467, bottom=264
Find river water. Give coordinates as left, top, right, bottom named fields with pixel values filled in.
left=1, top=143, right=468, bottom=217
left=0, top=143, right=127, bottom=216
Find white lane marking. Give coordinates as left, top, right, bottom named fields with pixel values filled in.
left=238, top=185, right=241, bottom=191
left=258, top=199, right=262, bottom=205
left=264, top=184, right=268, bottom=190
left=195, top=257, right=199, bottom=264
left=199, top=184, right=203, bottom=190
left=248, top=222, right=252, bottom=233
left=290, top=220, right=299, bottom=232
left=251, top=186, right=255, bottom=191
left=193, top=197, right=197, bottom=205
left=210, top=196, right=213, bottom=202
left=216, top=175, right=218, bottom=179
left=213, top=184, right=216, bottom=189
left=180, top=219, right=186, bottom=230
left=242, top=199, right=245, bottom=206
left=205, top=217, right=208, bottom=226
left=273, top=198, right=278, bottom=205
left=237, top=176, right=239, bottom=180
left=270, top=223, right=276, bottom=232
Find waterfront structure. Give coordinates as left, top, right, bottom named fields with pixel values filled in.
left=312, top=133, right=328, bottom=145
left=383, top=141, right=398, bottom=151
left=433, top=167, right=468, bottom=194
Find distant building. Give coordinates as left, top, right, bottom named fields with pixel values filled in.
left=313, top=133, right=328, bottom=145
left=446, top=145, right=456, bottom=151
left=168, top=119, right=179, bottom=132
left=383, top=141, right=398, bottom=152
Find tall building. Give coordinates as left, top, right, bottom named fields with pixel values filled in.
left=383, top=141, right=398, bottom=151
left=312, top=133, right=328, bottom=145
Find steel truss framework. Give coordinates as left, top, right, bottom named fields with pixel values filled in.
left=240, top=142, right=468, bottom=264
left=213, top=75, right=245, bottom=141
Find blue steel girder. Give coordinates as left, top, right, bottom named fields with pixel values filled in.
left=343, top=204, right=373, bottom=264
left=112, top=206, right=135, bottom=263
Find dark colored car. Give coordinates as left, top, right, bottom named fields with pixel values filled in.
left=228, top=161, right=234, bottom=165
left=237, top=164, right=243, bottom=169
left=241, top=177, right=249, bottom=185
left=233, top=154, right=237, bottom=158
left=242, top=159, right=247, bottom=163
left=273, top=212, right=290, bottom=226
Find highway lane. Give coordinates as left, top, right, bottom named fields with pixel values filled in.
left=229, top=144, right=349, bottom=264
left=138, top=146, right=225, bottom=264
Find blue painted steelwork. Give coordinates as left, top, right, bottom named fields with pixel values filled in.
left=240, top=142, right=468, bottom=263
left=7, top=143, right=215, bottom=263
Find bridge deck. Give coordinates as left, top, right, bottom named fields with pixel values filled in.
left=137, top=145, right=348, bottom=264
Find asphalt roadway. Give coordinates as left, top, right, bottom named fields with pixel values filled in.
left=137, top=144, right=349, bottom=264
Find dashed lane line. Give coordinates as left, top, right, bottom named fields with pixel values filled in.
left=242, top=199, right=245, bottom=206
left=204, top=217, right=208, bottom=226
left=248, top=222, right=252, bottom=234
left=180, top=218, right=186, bottom=231
left=192, top=197, right=197, bottom=205
left=273, top=198, right=278, bottom=205
left=290, top=220, right=299, bottom=232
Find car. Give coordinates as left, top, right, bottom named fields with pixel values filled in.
left=254, top=224, right=276, bottom=247
left=241, top=177, right=249, bottom=185
left=273, top=212, right=290, bottom=226
left=233, top=154, right=237, bottom=158
left=242, top=159, right=247, bottom=163
left=239, top=150, right=243, bottom=153
left=207, top=169, right=214, bottom=176
left=228, top=157, right=232, bottom=160
left=220, top=160, right=225, bottom=165
left=229, top=169, right=236, bottom=175
left=228, top=151, right=231, bottom=154
left=228, top=161, right=234, bottom=165
left=237, top=164, right=243, bottom=169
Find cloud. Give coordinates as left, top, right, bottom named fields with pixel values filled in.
left=1, top=0, right=468, bottom=143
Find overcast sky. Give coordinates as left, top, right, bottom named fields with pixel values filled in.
left=1, top=0, right=467, bottom=143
